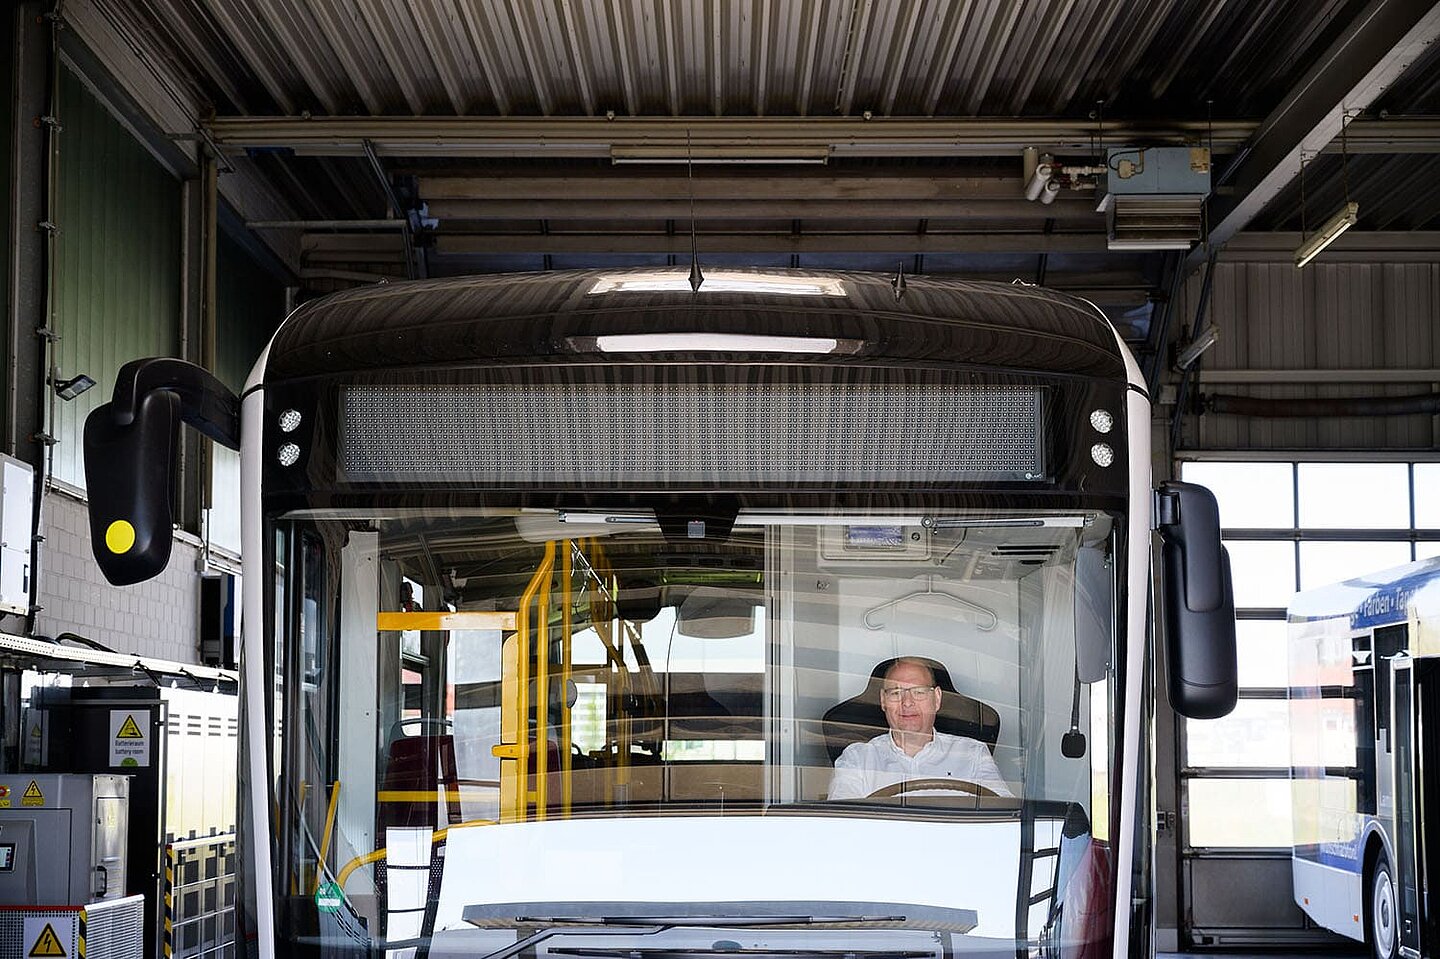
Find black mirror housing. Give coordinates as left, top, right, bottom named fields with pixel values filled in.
left=84, top=391, right=181, bottom=586
left=82, top=358, right=241, bottom=587
left=1156, top=481, right=1238, bottom=720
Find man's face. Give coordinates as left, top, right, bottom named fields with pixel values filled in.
left=880, top=661, right=941, bottom=736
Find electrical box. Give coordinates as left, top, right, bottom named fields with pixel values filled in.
left=1100, top=146, right=1211, bottom=250
left=0, top=455, right=33, bottom=615
left=0, top=774, right=129, bottom=906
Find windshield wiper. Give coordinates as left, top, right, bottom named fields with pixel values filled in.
left=477, top=924, right=673, bottom=959
left=471, top=912, right=914, bottom=959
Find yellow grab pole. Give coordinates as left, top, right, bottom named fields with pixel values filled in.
left=491, top=540, right=555, bottom=823
left=535, top=579, right=552, bottom=819
left=561, top=541, right=574, bottom=816
left=314, top=781, right=341, bottom=894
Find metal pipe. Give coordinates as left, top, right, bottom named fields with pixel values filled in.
left=248, top=219, right=407, bottom=230
left=1204, top=392, right=1440, bottom=417
left=1024, top=162, right=1053, bottom=201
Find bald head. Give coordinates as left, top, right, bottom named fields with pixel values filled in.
left=884, top=657, right=936, bottom=686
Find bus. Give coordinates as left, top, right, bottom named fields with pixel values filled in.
left=1289, top=555, right=1440, bottom=959
left=80, top=269, right=1236, bottom=959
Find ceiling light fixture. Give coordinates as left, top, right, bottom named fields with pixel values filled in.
left=587, top=271, right=847, bottom=296
left=1294, top=201, right=1359, bottom=268
left=592, top=333, right=844, bottom=354
left=1296, top=110, right=1358, bottom=269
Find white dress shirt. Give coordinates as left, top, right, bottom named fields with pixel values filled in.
left=827, top=730, right=1013, bottom=800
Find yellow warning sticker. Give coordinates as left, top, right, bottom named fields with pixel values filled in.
left=21, top=780, right=43, bottom=807
left=109, top=708, right=151, bottom=767
left=28, top=922, right=67, bottom=956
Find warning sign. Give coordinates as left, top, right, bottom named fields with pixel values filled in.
left=109, top=709, right=151, bottom=768
left=21, top=780, right=43, bottom=806
left=23, top=917, right=73, bottom=957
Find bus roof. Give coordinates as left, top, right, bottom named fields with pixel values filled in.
left=263, top=268, right=1130, bottom=383
left=1288, top=555, right=1440, bottom=631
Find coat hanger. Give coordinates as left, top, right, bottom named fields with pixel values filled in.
left=862, top=575, right=998, bottom=631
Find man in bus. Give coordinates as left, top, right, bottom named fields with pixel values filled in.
left=827, top=656, right=1012, bottom=799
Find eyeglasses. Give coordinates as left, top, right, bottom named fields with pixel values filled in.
left=880, top=685, right=937, bottom=704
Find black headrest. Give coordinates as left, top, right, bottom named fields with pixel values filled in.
left=820, top=656, right=1001, bottom=763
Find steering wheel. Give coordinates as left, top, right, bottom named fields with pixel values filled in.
left=866, top=777, right=999, bottom=799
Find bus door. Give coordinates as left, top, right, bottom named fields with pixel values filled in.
left=1392, top=656, right=1422, bottom=958
left=1416, top=659, right=1440, bottom=951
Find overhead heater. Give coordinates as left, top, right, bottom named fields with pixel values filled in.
left=1096, top=147, right=1212, bottom=250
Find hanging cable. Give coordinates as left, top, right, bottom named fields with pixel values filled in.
left=1299, top=152, right=1308, bottom=241
left=687, top=128, right=704, bottom=293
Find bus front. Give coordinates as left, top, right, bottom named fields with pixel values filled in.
left=84, top=269, right=1234, bottom=959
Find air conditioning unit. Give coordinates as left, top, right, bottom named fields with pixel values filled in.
left=1098, top=147, right=1211, bottom=250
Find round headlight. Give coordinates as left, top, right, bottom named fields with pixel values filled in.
left=1089, top=409, right=1114, bottom=434
left=278, top=443, right=301, bottom=467
left=1090, top=443, right=1115, bottom=468
left=278, top=409, right=303, bottom=432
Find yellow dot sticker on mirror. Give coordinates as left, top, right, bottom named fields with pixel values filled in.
left=105, top=520, right=136, bottom=554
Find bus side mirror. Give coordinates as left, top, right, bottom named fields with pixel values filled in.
left=84, top=390, right=182, bottom=586
left=82, top=358, right=241, bottom=587
left=1155, top=481, right=1237, bottom=720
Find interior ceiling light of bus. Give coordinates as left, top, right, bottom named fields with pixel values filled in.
left=587, top=271, right=848, bottom=296
left=588, top=333, right=849, bottom=354
left=551, top=512, right=1088, bottom=528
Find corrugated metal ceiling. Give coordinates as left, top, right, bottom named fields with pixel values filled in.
left=113, top=0, right=1367, bottom=120
left=69, top=0, right=1440, bottom=369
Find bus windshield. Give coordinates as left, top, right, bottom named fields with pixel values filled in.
left=267, top=507, right=1120, bottom=954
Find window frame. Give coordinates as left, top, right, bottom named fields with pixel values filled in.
left=1178, top=460, right=1440, bottom=854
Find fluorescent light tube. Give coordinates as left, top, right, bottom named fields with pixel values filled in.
left=1294, top=201, right=1359, bottom=268
left=588, top=271, right=847, bottom=296
left=593, top=333, right=841, bottom=354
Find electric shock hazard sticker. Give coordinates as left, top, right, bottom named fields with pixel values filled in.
left=23, top=918, right=74, bottom=957
left=21, top=780, right=44, bottom=806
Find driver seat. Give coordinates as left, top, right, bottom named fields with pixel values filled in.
left=820, top=656, right=1000, bottom=763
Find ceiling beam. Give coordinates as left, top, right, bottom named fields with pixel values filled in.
left=428, top=231, right=1110, bottom=255
left=1221, top=230, right=1440, bottom=262
left=419, top=174, right=1100, bottom=220
left=1192, top=0, right=1440, bottom=271
left=299, top=230, right=1113, bottom=256
left=206, top=114, right=1440, bottom=160
left=425, top=197, right=1098, bottom=220
left=422, top=174, right=1055, bottom=200
left=205, top=115, right=1259, bottom=158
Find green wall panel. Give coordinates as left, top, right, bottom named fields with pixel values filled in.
left=53, top=65, right=180, bottom=489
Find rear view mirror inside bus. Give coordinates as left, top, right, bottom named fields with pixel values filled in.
left=83, top=390, right=182, bottom=586
left=1155, top=481, right=1238, bottom=720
